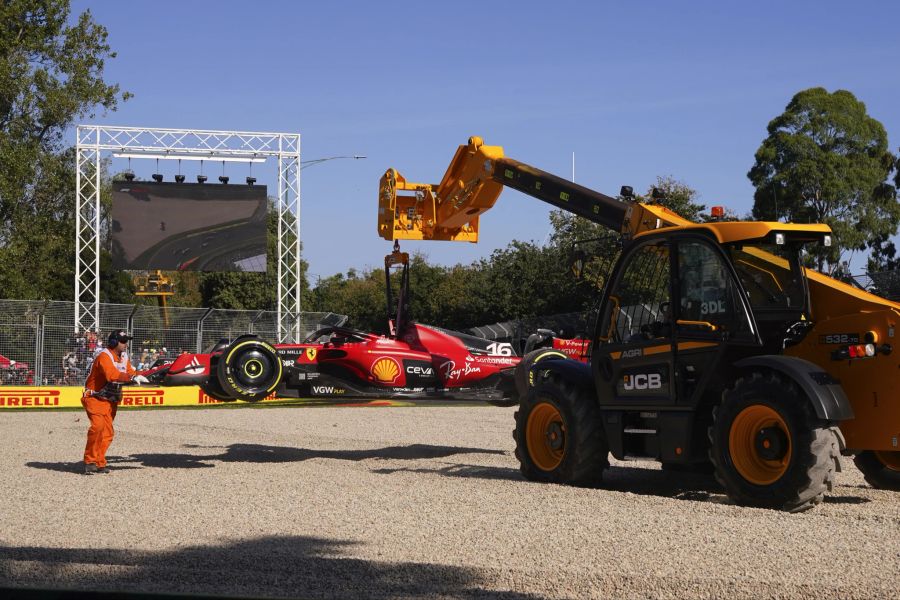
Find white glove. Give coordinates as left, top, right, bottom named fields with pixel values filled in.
left=131, top=375, right=149, bottom=385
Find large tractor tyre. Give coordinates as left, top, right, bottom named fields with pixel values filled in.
left=513, top=373, right=608, bottom=486
left=215, top=338, right=283, bottom=402
left=853, top=451, right=900, bottom=491
left=514, top=348, right=568, bottom=399
left=709, top=371, right=839, bottom=513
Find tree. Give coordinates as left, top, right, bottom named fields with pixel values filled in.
left=0, top=1, right=129, bottom=299
left=748, top=88, right=899, bottom=273
left=305, top=268, right=386, bottom=332
left=640, top=176, right=705, bottom=221
left=547, top=176, right=704, bottom=294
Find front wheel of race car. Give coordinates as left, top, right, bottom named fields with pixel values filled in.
left=215, top=337, right=283, bottom=402
left=199, top=362, right=237, bottom=402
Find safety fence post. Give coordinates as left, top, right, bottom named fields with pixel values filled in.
left=197, top=307, right=213, bottom=353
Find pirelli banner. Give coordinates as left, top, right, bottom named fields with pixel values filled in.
left=0, top=387, right=292, bottom=409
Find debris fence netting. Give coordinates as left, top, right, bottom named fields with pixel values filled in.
left=0, top=299, right=346, bottom=386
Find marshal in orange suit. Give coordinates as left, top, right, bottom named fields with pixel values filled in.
left=81, top=330, right=147, bottom=474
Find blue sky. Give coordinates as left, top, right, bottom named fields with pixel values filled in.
left=71, top=1, right=900, bottom=281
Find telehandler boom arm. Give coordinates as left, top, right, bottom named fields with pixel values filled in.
left=377, top=136, right=693, bottom=243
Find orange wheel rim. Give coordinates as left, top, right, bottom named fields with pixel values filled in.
left=728, top=405, right=792, bottom=485
left=526, top=402, right=565, bottom=471
left=874, top=450, right=900, bottom=472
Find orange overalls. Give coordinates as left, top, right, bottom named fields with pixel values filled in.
left=81, top=348, right=135, bottom=468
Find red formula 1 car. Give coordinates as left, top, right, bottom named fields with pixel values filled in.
left=141, top=247, right=570, bottom=405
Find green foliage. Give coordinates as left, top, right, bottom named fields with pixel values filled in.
left=638, top=175, right=706, bottom=221
left=0, top=1, right=129, bottom=300
left=748, top=87, right=899, bottom=272
left=305, top=268, right=385, bottom=332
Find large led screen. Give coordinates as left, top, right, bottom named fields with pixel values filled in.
left=111, top=182, right=268, bottom=272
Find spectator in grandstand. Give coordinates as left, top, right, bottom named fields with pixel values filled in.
left=139, top=348, right=150, bottom=370
left=80, top=330, right=147, bottom=475
left=86, top=329, right=98, bottom=353
left=63, top=350, right=80, bottom=380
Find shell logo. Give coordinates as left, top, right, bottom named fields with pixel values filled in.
left=371, top=357, right=401, bottom=383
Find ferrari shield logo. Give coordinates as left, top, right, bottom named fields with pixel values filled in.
left=305, top=347, right=317, bottom=362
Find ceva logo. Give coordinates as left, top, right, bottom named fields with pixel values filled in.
left=0, top=389, right=59, bottom=407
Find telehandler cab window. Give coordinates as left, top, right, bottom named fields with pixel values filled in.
left=726, top=243, right=806, bottom=313
left=677, top=241, right=753, bottom=337
left=603, top=241, right=671, bottom=344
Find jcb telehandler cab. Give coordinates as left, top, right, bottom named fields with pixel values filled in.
left=379, top=136, right=900, bottom=512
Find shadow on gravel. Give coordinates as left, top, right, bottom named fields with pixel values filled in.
left=27, top=443, right=507, bottom=472
left=371, top=463, right=522, bottom=481
left=596, top=463, right=730, bottom=504
left=24, top=461, right=88, bottom=474
left=822, top=495, right=871, bottom=504
left=602, top=463, right=870, bottom=507
left=24, top=461, right=143, bottom=475
left=0, top=535, right=541, bottom=600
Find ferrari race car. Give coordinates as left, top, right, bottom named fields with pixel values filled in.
left=140, top=246, right=579, bottom=405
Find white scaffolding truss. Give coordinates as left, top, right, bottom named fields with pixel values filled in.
left=75, top=125, right=303, bottom=342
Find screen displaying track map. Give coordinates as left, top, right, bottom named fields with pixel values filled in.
left=111, top=181, right=268, bottom=272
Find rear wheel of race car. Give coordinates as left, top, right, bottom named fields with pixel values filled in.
left=709, top=371, right=839, bottom=512
left=514, top=348, right=568, bottom=398
left=216, top=338, right=282, bottom=402
left=513, top=373, right=608, bottom=486
left=853, top=450, right=900, bottom=491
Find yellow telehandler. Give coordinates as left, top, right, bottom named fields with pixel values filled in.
left=378, top=136, right=899, bottom=511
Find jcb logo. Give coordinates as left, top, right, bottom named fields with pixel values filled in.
left=623, top=373, right=662, bottom=391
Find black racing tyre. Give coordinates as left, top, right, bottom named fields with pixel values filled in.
left=513, top=373, right=608, bottom=486
left=853, top=451, right=900, bottom=491
left=216, top=338, right=283, bottom=402
left=709, top=371, right=839, bottom=512
left=199, top=368, right=237, bottom=402
left=514, top=348, right=568, bottom=399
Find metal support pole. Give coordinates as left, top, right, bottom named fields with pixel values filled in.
left=197, top=307, right=213, bottom=353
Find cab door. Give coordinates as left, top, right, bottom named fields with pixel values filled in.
left=672, top=236, right=758, bottom=408
left=593, top=238, right=676, bottom=408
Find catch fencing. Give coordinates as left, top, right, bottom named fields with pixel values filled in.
left=0, top=300, right=346, bottom=386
